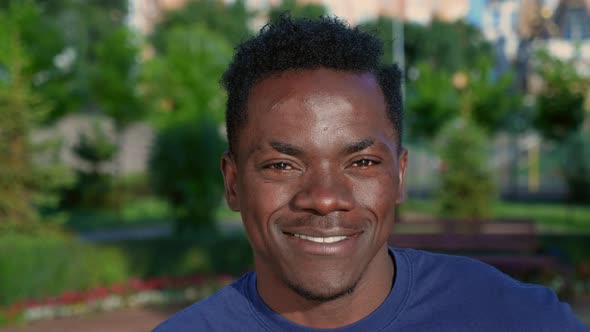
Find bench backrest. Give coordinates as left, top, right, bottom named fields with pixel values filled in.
left=388, top=233, right=539, bottom=252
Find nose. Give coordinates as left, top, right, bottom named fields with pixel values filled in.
left=290, top=168, right=354, bottom=215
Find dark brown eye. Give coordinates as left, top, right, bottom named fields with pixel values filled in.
left=267, top=162, right=293, bottom=170
left=352, top=159, right=378, bottom=168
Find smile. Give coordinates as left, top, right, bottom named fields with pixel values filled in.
left=292, top=234, right=348, bottom=243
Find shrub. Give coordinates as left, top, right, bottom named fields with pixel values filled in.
left=108, top=234, right=253, bottom=278
left=0, top=2, right=73, bottom=229
left=561, top=129, right=590, bottom=203
left=149, top=118, right=226, bottom=233
left=64, top=120, right=118, bottom=209
left=0, top=234, right=129, bottom=306
left=436, top=118, right=496, bottom=221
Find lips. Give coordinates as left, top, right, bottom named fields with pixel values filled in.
left=281, top=229, right=363, bottom=256
left=292, top=233, right=348, bottom=243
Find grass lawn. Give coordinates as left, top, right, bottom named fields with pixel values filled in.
left=402, top=198, right=590, bottom=233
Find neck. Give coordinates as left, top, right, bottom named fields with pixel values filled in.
left=256, top=248, right=395, bottom=329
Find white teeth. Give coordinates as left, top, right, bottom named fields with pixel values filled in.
left=293, top=234, right=348, bottom=243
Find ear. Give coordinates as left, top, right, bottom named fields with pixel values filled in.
left=395, top=148, right=408, bottom=205
left=221, top=152, right=241, bottom=211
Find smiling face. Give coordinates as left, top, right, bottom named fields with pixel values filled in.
left=221, top=68, right=407, bottom=307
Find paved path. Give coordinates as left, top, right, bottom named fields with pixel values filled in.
left=0, top=306, right=184, bottom=332
left=76, top=219, right=244, bottom=243
left=77, top=224, right=173, bottom=242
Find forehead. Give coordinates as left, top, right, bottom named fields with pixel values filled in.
left=249, top=69, right=382, bottom=110
left=237, top=68, right=394, bottom=155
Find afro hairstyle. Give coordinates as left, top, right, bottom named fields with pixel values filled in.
left=221, top=14, right=403, bottom=154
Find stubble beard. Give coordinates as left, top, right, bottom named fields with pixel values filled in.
left=284, top=271, right=363, bottom=303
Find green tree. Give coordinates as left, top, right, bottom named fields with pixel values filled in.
left=143, top=26, right=232, bottom=232
left=357, top=16, right=400, bottom=65
left=142, top=25, right=232, bottom=126
left=360, top=17, right=514, bottom=141
left=151, top=0, right=252, bottom=53
left=532, top=51, right=587, bottom=142
left=268, top=0, right=327, bottom=22
left=149, top=119, right=225, bottom=233
left=91, top=27, right=142, bottom=129
left=531, top=51, right=589, bottom=202
left=468, top=67, right=520, bottom=134
left=405, top=62, right=460, bottom=141
left=359, top=17, right=493, bottom=71
left=7, top=0, right=131, bottom=122
left=0, top=1, right=73, bottom=231
left=436, top=118, right=496, bottom=222
left=68, top=120, right=119, bottom=208
left=561, top=129, right=590, bottom=203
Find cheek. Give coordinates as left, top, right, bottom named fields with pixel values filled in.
left=239, top=178, right=295, bottom=230
left=352, top=174, right=398, bottom=217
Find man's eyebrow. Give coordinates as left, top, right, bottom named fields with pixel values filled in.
left=343, top=138, right=375, bottom=154
left=269, top=141, right=304, bottom=156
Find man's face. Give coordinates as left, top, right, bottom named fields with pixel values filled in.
left=221, top=68, right=407, bottom=302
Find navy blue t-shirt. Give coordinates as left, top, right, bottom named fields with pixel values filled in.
left=153, top=248, right=587, bottom=331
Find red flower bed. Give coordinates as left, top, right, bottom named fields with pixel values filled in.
left=0, top=273, right=236, bottom=325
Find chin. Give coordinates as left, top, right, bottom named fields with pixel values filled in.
left=284, top=271, right=362, bottom=303
left=289, top=282, right=358, bottom=303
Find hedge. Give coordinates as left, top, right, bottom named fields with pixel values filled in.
left=0, top=232, right=253, bottom=307
left=0, top=234, right=129, bottom=306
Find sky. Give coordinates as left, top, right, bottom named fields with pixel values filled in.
left=466, top=0, right=487, bottom=27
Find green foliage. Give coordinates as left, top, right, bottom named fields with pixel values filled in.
left=2, top=0, right=132, bottom=122
left=268, top=0, right=327, bottom=22
left=359, top=17, right=515, bottom=141
left=560, top=129, right=590, bottom=203
left=535, top=91, right=584, bottom=142
left=110, top=234, right=252, bottom=278
left=406, top=62, right=519, bottom=141
left=0, top=1, right=73, bottom=230
left=64, top=120, right=118, bottom=209
left=357, top=16, right=400, bottom=65
left=468, top=64, right=520, bottom=133
left=408, top=19, right=492, bottom=72
left=143, top=24, right=230, bottom=232
left=0, top=1, right=67, bottom=122
left=91, top=27, right=142, bottom=128
left=358, top=17, right=493, bottom=71
left=405, top=62, right=460, bottom=140
left=149, top=119, right=226, bottom=233
left=0, top=233, right=129, bottom=306
left=405, top=198, right=590, bottom=233
left=532, top=51, right=587, bottom=142
left=151, top=0, right=252, bottom=52
left=436, top=119, right=496, bottom=220
left=0, top=231, right=255, bottom=307
left=142, top=25, right=232, bottom=127
left=64, top=198, right=171, bottom=232
left=73, top=121, right=118, bottom=171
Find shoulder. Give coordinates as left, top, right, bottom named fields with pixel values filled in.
left=152, top=272, right=263, bottom=332
left=392, top=248, right=587, bottom=331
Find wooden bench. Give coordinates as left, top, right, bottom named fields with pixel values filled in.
left=388, top=220, right=569, bottom=279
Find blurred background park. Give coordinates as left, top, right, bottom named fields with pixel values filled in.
left=1, top=0, right=590, bottom=329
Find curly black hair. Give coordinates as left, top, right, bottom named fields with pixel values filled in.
left=221, top=15, right=403, bottom=154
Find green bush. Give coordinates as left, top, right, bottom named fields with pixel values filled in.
left=64, top=120, right=118, bottom=209
left=149, top=119, right=226, bottom=233
left=108, top=234, right=253, bottom=278
left=561, top=129, right=590, bottom=203
left=436, top=118, right=496, bottom=221
left=0, top=234, right=129, bottom=306
left=0, top=231, right=255, bottom=307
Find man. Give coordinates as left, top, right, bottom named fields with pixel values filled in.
left=154, top=15, right=586, bottom=331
